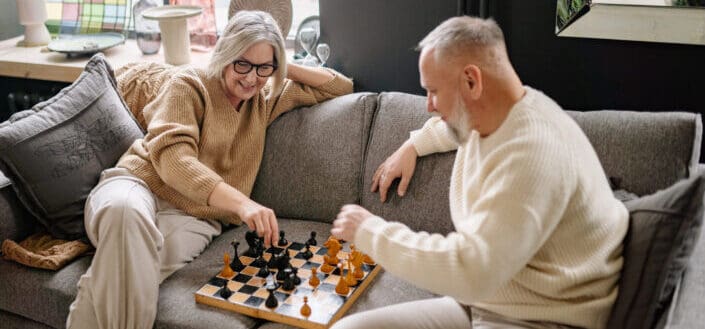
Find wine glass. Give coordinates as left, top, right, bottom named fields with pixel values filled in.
left=316, top=43, right=330, bottom=67
left=298, top=27, right=319, bottom=66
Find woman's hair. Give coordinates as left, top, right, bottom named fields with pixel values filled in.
left=207, top=10, right=287, bottom=97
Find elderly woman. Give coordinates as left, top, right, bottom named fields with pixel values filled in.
left=66, top=10, right=353, bottom=329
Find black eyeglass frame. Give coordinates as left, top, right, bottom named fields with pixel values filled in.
left=232, top=60, right=278, bottom=78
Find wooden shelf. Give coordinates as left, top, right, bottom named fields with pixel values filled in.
left=0, top=36, right=214, bottom=83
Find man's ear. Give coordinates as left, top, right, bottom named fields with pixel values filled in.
left=462, top=64, right=482, bottom=100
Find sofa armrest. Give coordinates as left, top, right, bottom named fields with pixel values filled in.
left=0, top=180, right=34, bottom=245
left=697, top=163, right=705, bottom=176
left=664, top=215, right=705, bottom=329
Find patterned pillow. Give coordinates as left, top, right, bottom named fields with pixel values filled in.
left=607, top=174, right=705, bottom=329
left=0, top=53, right=143, bottom=240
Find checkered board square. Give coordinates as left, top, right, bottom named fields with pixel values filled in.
left=195, top=240, right=381, bottom=329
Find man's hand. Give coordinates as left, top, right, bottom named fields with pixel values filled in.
left=371, top=139, right=419, bottom=202
left=331, top=204, right=375, bottom=242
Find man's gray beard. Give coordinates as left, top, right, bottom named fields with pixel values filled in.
left=446, top=99, right=471, bottom=145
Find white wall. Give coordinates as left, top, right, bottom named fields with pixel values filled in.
left=0, top=1, right=23, bottom=41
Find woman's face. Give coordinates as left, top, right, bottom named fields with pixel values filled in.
left=223, top=41, right=276, bottom=102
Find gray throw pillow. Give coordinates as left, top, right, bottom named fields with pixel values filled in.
left=0, top=53, right=143, bottom=240
left=607, top=174, right=705, bottom=329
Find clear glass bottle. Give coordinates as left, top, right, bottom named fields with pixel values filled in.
left=133, top=0, right=161, bottom=55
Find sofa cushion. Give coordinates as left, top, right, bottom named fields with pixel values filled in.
left=0, top=53, right=144, bottom=240
left=251, top=93, right=377, bottom=223
left=607, top=174, right=705, bottom=329
left=360, top=92, right=455, bottom=235
left=566, top=110, right=701, bottom=196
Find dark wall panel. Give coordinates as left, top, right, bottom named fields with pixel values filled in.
left=491, top=1, right=705, bottom=114
left=320, top=0, right=461, bottom=94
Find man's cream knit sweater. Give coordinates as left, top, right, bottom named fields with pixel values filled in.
left=355, top=87, right=628, bottom=329
left=115, top=64, right=353, bottom=224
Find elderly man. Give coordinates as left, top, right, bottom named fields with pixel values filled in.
left=331, top=16, right=628, bottom=329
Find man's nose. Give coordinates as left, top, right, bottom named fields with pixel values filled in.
left=426, top=98, right=435, bottom=113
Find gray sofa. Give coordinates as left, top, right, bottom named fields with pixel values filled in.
left=0, top=91, right=703, bottom=329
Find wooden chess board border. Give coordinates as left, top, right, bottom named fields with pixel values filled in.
left=195, top=253, right=382, bottom=329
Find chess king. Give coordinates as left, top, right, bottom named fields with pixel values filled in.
left=65, top=10, right=353, bottom=329
left=330, top=16, right=628, bottom=329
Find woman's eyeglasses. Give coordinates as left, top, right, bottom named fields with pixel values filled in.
left=232, top=60, right=277, bottom=78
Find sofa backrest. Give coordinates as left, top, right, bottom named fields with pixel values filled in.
left=359, top=93, right=703, bottom=234
left=360, top=92, right=455, bottom=235
left=251, top=92, right=378, bottom=223
left=566, top=110, right=702, bottom=196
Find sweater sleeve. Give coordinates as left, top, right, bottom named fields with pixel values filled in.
left=354, top=133, right=575, bottom=304
left=142, top=76, right=224, bottom=205
left=266, top=68, right=353, bottom=125
left=409, top=116, right=459, bottom=156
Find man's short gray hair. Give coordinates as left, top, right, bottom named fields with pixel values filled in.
left=418, top=16, right=506, bottom=64
left=207, top=10, right=287, bottom=97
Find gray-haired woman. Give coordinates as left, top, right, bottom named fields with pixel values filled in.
left=66, top=10, right=353, bottom=329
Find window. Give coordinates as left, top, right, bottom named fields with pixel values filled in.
left=214, top=0, right=319, bottom=48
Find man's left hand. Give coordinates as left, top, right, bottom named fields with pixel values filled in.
left=331, top=204, right=375, bottom=242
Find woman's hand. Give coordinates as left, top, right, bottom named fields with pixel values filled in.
left=286, top=62, right=335, bottom=87
left=234, top=198, right=279, bottom=247
left=208, top=182, right=279, bottom=247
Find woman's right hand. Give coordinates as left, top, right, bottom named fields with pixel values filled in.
left=208, top=182, right=279, bottom=247
left=235, top=198, right=279, bottom=247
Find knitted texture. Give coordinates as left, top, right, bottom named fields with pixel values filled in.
left=115, top=64, right=353, bottom=224
left=357, top=87, right=628, bottom=329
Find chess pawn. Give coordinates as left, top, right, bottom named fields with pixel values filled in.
left=278, top=230, right=288, bottom=246
left=300, top=296, right=311, bottom=317
left=265, top=286, right=278, bottom=308
left=307, top=231, right=317, bottom=246
left=219, top=282, right=233, bottom=299
left=308, top=267, right=320, bottom=288
left=362, top=253, right=375, bottom=265
left=301, top=242, right=314, bottom=260
left=335, top=264, right=350, bottom=295
left=219, top=253, right=235, bottom=277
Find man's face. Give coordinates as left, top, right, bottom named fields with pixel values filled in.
left=419, top=48, right=472, bottom=144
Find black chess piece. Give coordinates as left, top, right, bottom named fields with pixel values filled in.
left=257, top=264, right=271, bottom=278
left=267, top=252, right=280, bottom=269
left=307, top=231, right=317, bottom=246
left=244, top=230, right=258, bottom=257
left=276, top=264, right=290, bottom=281
left=292, top=267, right=301, bottom=285
left=230, top=240, right=245, bottom=271
left=282, top=271, right=296, bottom=291
left=265, top=286, right=278, bottom=308
left=301, top=242, right=313, bottom=260
left=219, top=284, right=233, bottom=299
left=278, top=230, right=288, bottom=246
left=279, top=248, right=291, bottom=271
left=251, top=242, right=267, bottom=268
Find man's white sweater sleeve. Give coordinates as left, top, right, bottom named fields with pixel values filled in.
left=409, top=117, right=459, bottom=156
left=354, top=135, right=575, bottom=304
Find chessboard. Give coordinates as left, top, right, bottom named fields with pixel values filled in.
left=195, top=232, right=381, bottom=329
